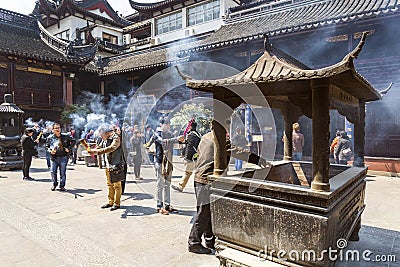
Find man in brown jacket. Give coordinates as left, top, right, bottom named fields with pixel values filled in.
left=188, top=128, right=267, bottom=254
left=89, top=126, right=125, bottom=211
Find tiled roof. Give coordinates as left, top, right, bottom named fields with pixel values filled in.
left=0, top=103, right=24, bottom=113
left=102, top=46, right=189, bottom=75
left=129, top=0, right=187, bottom=12
left=0, top=14, right=68, bottom=63
left=229, top=0, right=278, bottom=13
left=184, top=33, right=381, bottom=102
left=179, top=0, right=400, bottom=54
left=0, top=9, right=96, bottom=64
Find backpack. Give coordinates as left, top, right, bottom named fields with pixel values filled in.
left=342, top=147, right=352, bottom=160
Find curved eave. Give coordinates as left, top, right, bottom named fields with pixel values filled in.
left=77, top=0, right=131, bottom=25
left=129, top=0, right=185, bottom=12
left=0, top=48, right=88, bottom=65
left=39, top=0, right=128, bottom=28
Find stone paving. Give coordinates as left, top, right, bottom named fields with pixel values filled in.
left=0, top=157, right=399, bottom=266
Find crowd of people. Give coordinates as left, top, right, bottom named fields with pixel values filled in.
left=20, top=118, right=353, bottom=255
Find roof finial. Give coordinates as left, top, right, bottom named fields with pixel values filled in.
left=175, top=66, right=192, bottom=81
left=264, top=33, right=272, bottom=52
left=379, top=82, right=394, bottom=99
left=351, top=31, right=368, bottom=59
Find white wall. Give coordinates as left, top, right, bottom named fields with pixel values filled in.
left=46, top=15, right=123, bottom=45
left=156, top=18, right=223, bottom=44
left=152, top=0, right=231, bottom=44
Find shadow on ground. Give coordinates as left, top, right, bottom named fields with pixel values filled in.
left=30, top=167, right=51, bottom=172
left=337, top=225, right=399, bottom=266
left=120, top=205, right=157, bottom=218
left=65, top=188, right=102, bottom=198
left=122, top=192, right=153, bottom=201
left=32, top=178, right=52, bottom=183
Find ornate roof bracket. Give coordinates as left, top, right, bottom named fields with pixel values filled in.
left=38, top=21, right=98, bottom=63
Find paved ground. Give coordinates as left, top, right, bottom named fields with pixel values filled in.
left=0, top=156, right=399, bottom=266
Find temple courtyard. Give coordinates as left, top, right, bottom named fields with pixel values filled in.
left=0, top=157, right=399, bottom=266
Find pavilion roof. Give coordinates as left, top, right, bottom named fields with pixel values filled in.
left=0, top=103, right=24, bottom=113
left=185, top=33, right=381, bottom=102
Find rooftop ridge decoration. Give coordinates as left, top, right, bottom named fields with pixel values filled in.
left=74, top=0, right=131, bottom=24
left=177, top=0, right=400, bottom=55
left=38, top=0, right=130, bottom=27
left=182, top=32, right=381, bottom=102
left=38, top=21, right=99, bottom=62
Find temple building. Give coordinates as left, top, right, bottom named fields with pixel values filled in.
left=0, top=0, right=399, bottom=159
left=0, top=7, right=97, bottom=121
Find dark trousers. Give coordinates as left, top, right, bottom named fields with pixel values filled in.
left=22, top=155, right=32, bottom=178
left=133, top=156, right=142, bottom=178
left=121, top=163, right=128, bottom=194
left=188, top=181, right=215, bottom=248
left=71, top=147, right=77, bottom=164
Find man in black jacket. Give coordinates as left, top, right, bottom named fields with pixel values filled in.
left=172, top=121, right=201, bottom=192
left=46, top=123, right=75, bottom=191
left=21, top=128, right=39, bottom=180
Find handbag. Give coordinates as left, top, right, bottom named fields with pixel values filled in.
left=109, top=163, right=126, bottom=183
left=148, top=143, right=156, bottom=154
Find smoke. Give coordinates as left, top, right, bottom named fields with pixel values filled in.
left=24, top=118, right=54, bottom=132
left=69, top=91, right=130, bottom=135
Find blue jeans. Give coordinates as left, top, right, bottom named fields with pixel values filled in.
left=45, top=150, right=51, bottom=168
left=51, top=156, right=68, bottom=188
left=155, top=162, right=171, bottom=208
left=293, top=152, right=302, bottom=161
left=148, top=153, right=155, bottom=164
left=235, top=159, right=243, bottom=170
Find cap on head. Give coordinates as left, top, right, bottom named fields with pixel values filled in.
left=98, top=125, right=113, bottom=134
left=25, top=128, right=34, bottom=134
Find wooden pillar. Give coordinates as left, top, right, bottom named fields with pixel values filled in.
left=212, top=91, right=240, bottom=176
left=311, top=79, right=330, bottom=192
left=353, top=99, right=366, bottom=167
left=213, top=119, right=227, bottom=175
left=66, top=78, right=73, bottom=105
left=283, top=104, right=294, bottom=161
